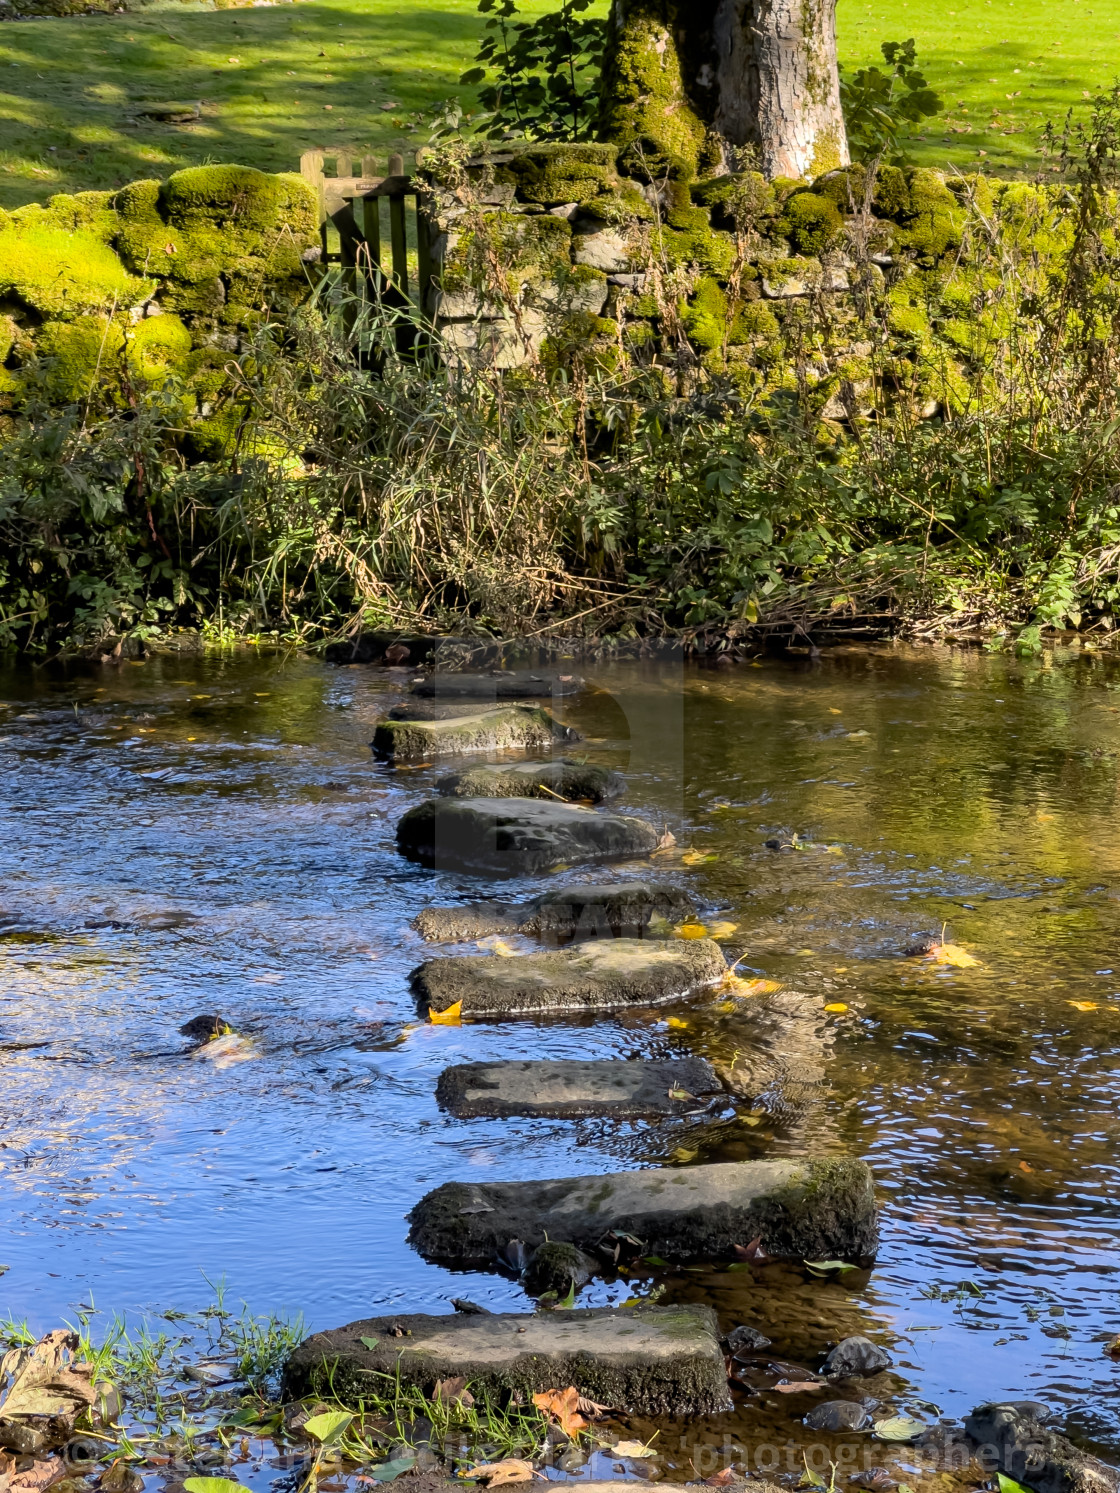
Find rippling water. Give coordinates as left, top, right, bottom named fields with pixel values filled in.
left=2, top=643, right=1120, bottom=1469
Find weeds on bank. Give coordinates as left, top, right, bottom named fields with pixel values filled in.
left=9, top=89, right=1120, bottom=654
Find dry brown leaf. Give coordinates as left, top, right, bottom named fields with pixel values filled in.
left=434, top=1377, right=475, bottom=1408
left=703, top=1469, right=737, bottom=1486
left=0, top=1331, right=97, bottom=1423
left=531, top=1386, right=586, bottom=1437
left=732, top=1237, right=770, bottom=1263
left=9, top=1458, right=65, bottom=1493
left=461, top=1459, right=538, bottom=1486
left=773, top=1381, right=825, bottom=1393
left=575, top=1394, right=612, bottom=1418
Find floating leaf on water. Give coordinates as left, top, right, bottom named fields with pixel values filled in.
left=773, top=1381, right=825, bottom=1393
left=673, top=922, right=710, bottom=940
left=824, top=1002, right=849, bottom=1014
left=670, top=1146, right=698, bottom=1162
left=429, top=1001, right=462, bottom=1025
left=476, top=937, right=516, bottom=956
left=681, top=850, right=718, bottom=866
left=613, top=1442, right=656, bottom=1458
left=1068, top=1000, right=1098, bottom=1011
left=360, top=1336, right=380, bottom=1350
left=666, top=1017, right=689, bottom=1029
left=707, top=920, right=739, bottom=939
left=873, top=1416, right=925, bottom=1442
left=927, top=943, right=979, bottom=968
left=364, top=1455, right=416, bottom=1483
left=459, top=1458, right=537, bottom=1486
left=302, top=1411, right=354, bottom=1444
left=643, top=1256, right=670, bottom=1267
left=846, top=730, right=870, bottom=739
left=532, top=1387, right=586, bottom=1438
left=719, top=975, right=780, bottom=996
left=804, top=1259, right=859, bottom=1276
left=667, top=1087, right=696, bottom=1102
left=183, top=1481, right=252, bottom=1493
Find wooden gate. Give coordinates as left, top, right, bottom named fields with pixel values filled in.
left=299, top=150, right=433, bottom=351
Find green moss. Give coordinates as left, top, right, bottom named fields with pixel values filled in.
left=127, top=313, right=193, bottom=383
left=0, top=215, right=151, bottom=319
left=37, top=315, right=124, bottom=401
left=777, top=191, right=843, bottom=255
left=578, top=184, right=654, bottom=225
left=598, top=0, right=706, bottom=181
left=682, top=277, right=727, bottom=352
left=111, top=168, right=319, bottom=323
left=653, top=220, right=734, bottom=277
left=504, top=144, right=619, bottom=207
left=898, top=168, right=965, bottom=262
left=997, top=182, right=1072, bottom=258
left=732, top=301, right=780, bottom=341
left=440, top=212, right=572, bottom=296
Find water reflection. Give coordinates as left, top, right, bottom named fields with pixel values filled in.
left=1, top=645, right=1120, bottom=1461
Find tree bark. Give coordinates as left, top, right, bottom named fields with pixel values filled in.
left=600, top=0, right=849, bottom=181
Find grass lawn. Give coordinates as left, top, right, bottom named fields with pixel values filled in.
left=1, top=0, right=1118, bottom=208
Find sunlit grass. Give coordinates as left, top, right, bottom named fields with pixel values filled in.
left=0, top=0, right=1116, bottom=206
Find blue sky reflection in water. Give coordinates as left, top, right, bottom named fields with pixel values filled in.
left=1, top=645, right=1120, bottom=1461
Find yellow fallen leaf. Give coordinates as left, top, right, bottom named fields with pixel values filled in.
left=828, top=708, right=842, bottom=715
left=706, top=920, right=738, bottom=938
left=681, top=850, right=717, bottom=866
left=666, top=1016, right=689, bottom=1029
left=719, top=975, right=780, bottom=996
left=929, top=942, right=980, bottom=968
left=824, top=1002, right=849, bottom=1013
left=476, top=936, right=516, bottom=955
left=1068, top=1000, right=1098, bottom=1011
left=670, top=1146, right=698, bottom=1162
left=429, top=1001, right=462, bottom=1025
left=1037, top=812, right=1055, bottom=821
left=673, top=921, right=709, bottom=939
left=824, top=845, right=845, bottom=855
left=461, top=1458, right=538, bottom=1486
left=1019, top=1160, right=1033, bottom=1172
left=613, top=1442, right=656, bottom=1459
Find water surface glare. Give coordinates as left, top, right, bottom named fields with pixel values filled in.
left=2, top=644, right=1120, bottom=1462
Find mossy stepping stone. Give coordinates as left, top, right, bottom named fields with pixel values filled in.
left=436, top=758, right=624, bottom=802
left=283, top=1303, right=730, bottom=1417
left=372, top=706, right=577, bottom=761
left=435, top=1056, right=722, bottom=1118
left=407, top=1158, right=879, bottom=1269
left=411, top=935, right=726, bottom=1018
left=396, top=796, right=657, bottom=875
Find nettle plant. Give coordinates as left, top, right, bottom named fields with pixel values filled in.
left=460, top=0, right=607, bottom=141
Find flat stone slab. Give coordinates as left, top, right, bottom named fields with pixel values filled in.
left=407, top=1158, right=879, bottom=1267
left=282, top=1304, right=731, bottom=1416
left=436, top=1056, right=722, bottom=1118
left=397, top=797, right=658, bottom=876
left=411, top=671, right=584, bottom=699
left=412, top=936, right=726, bottom=1018
left=372, top=707, right=579, bottom=762
left=436, top=759, right=625, bottom=802
left=413, top=880, right=696, bottom=942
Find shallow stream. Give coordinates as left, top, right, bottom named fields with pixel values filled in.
left=2, top=644, right=1120, bottom=1479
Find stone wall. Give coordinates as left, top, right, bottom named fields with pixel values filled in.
left=421, top=141, right=1057, bottom=419
left=0, top=165, right=320, bottom=452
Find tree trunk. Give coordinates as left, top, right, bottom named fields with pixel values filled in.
left=600, top=0, right=849, bottom=182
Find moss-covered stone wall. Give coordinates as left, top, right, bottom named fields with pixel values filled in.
left=0, top=164, right=320, bottom=453
left=422, top=143, right=1065, bottom=419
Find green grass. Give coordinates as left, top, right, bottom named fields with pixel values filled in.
left=0, top=0, right=1118, bottom=208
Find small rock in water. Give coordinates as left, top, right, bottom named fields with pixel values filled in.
left=522, top=1240, right=595, bottom=1299
left=179, top=1013, right=231, bottom=1043
left=822, top=1335, right=892, bottom=1378
left=725, top=1324, right=772, bottom=1355
left=804, top=1400, right=874, bottom=1432
left=183, top=1361, right=232, bottom=1385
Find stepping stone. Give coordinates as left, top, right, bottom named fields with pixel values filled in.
left=436, top=759, right=625, bottom=802
left=408, top=1157, right=879, bottom=1268
left=283, top=1303, right=731, bottom=1416
left=397, top=797, right=659, bottom=876
left=372, top=706, right=578, bottom=762
left=436, top=1056, right=722, bottom=1118
left=411, top=671, right=584, bottom=699
left=412, top=936, right=726, bottom=1018
left=413, top=880, right=696, bottom=942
